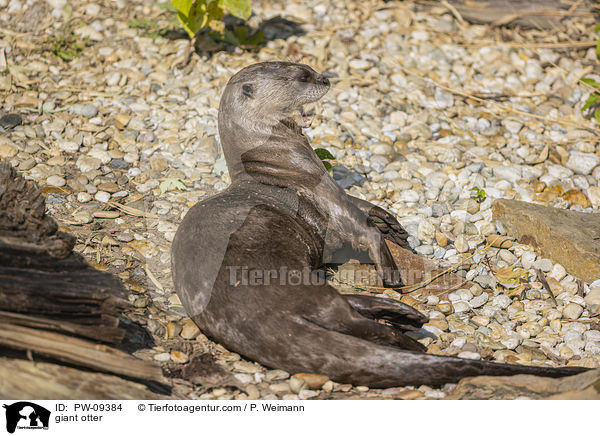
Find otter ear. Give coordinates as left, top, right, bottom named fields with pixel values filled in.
left=242, top=83, right=254, bottom=99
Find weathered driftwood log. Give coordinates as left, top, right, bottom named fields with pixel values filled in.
left=0, top=324, right=164, bottom=382
left=0, top=161, right=166, bottom=395
left=0, top=161, right=129, bottom=344
left=0, top=358, right=169, bottom=400
left=448, top=0, right=591, bottom=29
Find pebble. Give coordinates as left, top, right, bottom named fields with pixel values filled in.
left=265, top=369, right=289, bottom=382
left=562, top=303, right=583, bottom=320
left=469, top=293, right=489, bottom=308
left=292, top=373, right=330, bottom=389
left=0, top=113, right=22, bottom=129
left=46, top=175, right=66, bottom=187
left=180, top=319, right=201, bottom=339
left=77, top=192, right=92, bottom=203
left=72, top=210, right=92, bottom=224
left=566, top=151, right=600, bottom=175
left=94, top=191, right=111, bottom=203
left=533, top=258, right=553, bottom=272
left=232, top=361, right=261, bottom=374
left=493, top=165, right=521, bottom=184
left=474, top=274, right=497, bottom=289
left=153, top=353, right=171, bottom=362
left=492, top=295, right=512, bottom=309
left=77, top=156, right=102, bottom=172
left=457, top=351, right=481, bottom=360
left=289, top=377, right=307, bottom=394
left=70, top=104, right=99, bottom=117
left=58, top=140, right=80, bottom=153
left=415, top=245, right=434, bottom=255
left=170, top=351, right=189, bottom=364
left=521, top=251, right=537, bottom=270
left=452, top=301, right=471, bottom=313
left=454, top=235, right=469, bottom=253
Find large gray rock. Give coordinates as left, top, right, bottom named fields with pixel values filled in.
left=446, top=368, right=600, bottom=400
left=493, top=199, right=600, bottom=283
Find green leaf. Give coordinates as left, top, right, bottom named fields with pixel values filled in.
left=156, top=1, right=176, bottom=11
left=580, top=77, right=600, bottom=89
left=221, top=0, right=251, bottom=20
left=160, top=178, right=187, bottom=193
left=206, top=0, right=224, bottom=21
left=596, top=40, right=600, bottom=60
left=234, top=24, right=248, bottom=42
left=176, top=2, right=208, bottom=39
left=246, top=29, right=265, bottom=46
left=176, top=12, right=195, bottom=38
left=322, top=161, right=332, bottom=172
left=595, top=107, right=600, bottom=125
left=582, top=92, right=600, bottom=110
left=470, top=186, right=486, bottom=203
left=171, top=0, right=194, bottom=16
left=314, top=148, right=335, bottom=160
left=594, top=23, right=600, bottom=34
left=223, top=29, right=239, bottom=45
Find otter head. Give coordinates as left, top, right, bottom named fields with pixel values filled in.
left=219, top=61, right=331, bottom=129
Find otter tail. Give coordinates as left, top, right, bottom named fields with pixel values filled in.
left=270, top=318, right=590, bottom=388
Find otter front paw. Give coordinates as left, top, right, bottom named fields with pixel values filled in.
left=367, top=206, right=410, bottom=249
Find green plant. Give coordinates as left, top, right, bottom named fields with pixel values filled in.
left=222, top=23, right=264, bottom=46
left=51, top=32, right=87, bottom=61
left=471, top=186, right=486, bottom=203
left=171, top=0, right=251, bottom=39
left=581, top=77, right=600, bottom=123
left=128, top=17, right=170, bottom=40
left=315, top=148, right=335, bottom=173
left=580, top=24, right=600, bottom=122
left=160, top=178, right=187, bottom=193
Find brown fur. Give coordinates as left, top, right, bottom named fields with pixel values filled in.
left=171, top=62, right=587, bottom=386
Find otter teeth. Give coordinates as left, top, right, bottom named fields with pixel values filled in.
left=299, top=106, right=313, bottom=127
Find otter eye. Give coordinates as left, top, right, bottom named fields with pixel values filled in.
left=242, top=84, right=254, bottom=98
left=298, top=71, right=312, bottom=83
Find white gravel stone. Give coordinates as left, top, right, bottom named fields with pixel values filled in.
left=521, top=251, right=536, bottom=269
left=77, top=192, right=92, bottom=203
left=70, top=104, right=99, bottom=117
left=452, top=301, right=471, bottom=313
left=469, top=293, right=489, bottom=308
left=153, top=352, right=171, bottom=362
left=492, top=165, right=522, bottom=184
left=562, top=303, right=583, bottom=320
left=57, top=140, right=80, bottom=153
left=585, top=341, right=600, bottom=355
left=94, top=191, right=111, bottom=203
left=457, top=351, right=481, bottom=360
left=566, top=151, right=600, bottom=175
left=492, top=295, right=512, bottom=309
left=455, top=235, right=469, bottom=253
left=549, top=264, right=567, bottom=282
left=533, top=258, right=553, bottom=272
left=76, top=156, right=102, bottom=172
left=500, top=333, right=521, bottom=350
left=417, top=220, right=435, bottom=244
left=46, top=175, right=66, bottom=187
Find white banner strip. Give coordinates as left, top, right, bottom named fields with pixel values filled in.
left=0, top=400, right=592, bottom=436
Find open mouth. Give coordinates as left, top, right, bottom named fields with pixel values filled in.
left=298, top=106, right=313, bottom=127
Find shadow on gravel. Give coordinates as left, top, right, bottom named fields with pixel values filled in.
left=174, top=15, right=306, bottom=58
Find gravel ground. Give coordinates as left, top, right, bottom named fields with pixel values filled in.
left=1, top=0, right=600, bottom=399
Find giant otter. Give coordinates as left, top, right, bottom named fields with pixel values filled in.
left=171, top=62, right=586, bottom=387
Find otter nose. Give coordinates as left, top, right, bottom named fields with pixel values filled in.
left=319, top=75, right=330, bottom=87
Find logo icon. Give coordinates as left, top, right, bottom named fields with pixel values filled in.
left=3, top=402, right=50, bottom=434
